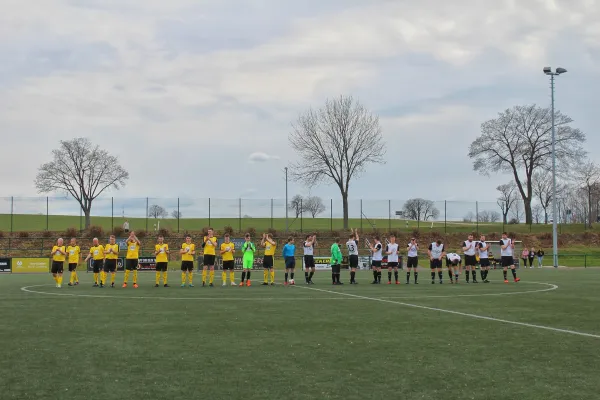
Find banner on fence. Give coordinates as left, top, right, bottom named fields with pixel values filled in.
left=0, top=258, right=11, bottom=273
left=199, top=256, right=263, bottom=270
left=12, top=258, right=49, bottom=273
left=138, top=257, right=156, bottom=270
left=86, top=258, right=125, bottom=272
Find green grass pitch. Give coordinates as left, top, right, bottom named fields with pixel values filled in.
left=1, top=268, right=599, bottom=400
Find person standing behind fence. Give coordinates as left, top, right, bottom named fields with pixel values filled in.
left=528, top=247, right=535, bottom=268
left=123, top=231, right=141, bottom=288
left=51, top=238, right=66, bottom=288
left=283, top=237, right=296, bottom=285
left=85, top=238, right=104, bottom=287
left=261, top=233, right=276, bottom=286
left=123, top=220, right=130, bottom=233
left=103, top=235, right=119, bottom=288
left=536, top=248, right=545, bottom=268
left=330, top=238, right=343, bottom=285
left=180, top=235, right=195, bottom=287
left=346, top=229, right=359, bottom=284
left=67, top=238, right=81, bottom=286
left=202, top=228, right=218, bottom=287
left=406, top=238, right=419, bottom=284
left=521, top=248, right=529, bottom=270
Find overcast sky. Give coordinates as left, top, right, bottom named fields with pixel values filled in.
left=1, top=0, right=599, bottom=215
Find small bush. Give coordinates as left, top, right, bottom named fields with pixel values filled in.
left=246, top=227, right=257, bottom=238
left=223, top=226, right=234, bottom=236
left=508, top=218, right=519, bottom=225
left=113, top=226, right=125, bottom=237
left=508, top=232, right=517, bottom=239
left=42, top=230, right=52, bottom=238
left=18, top=231, right=30, bottom=238
left=0, top=231, right=4, bottom=239
left=267, top=227, right=277, bottom=237
left=87, top=225, right=104, bottom=239
left=136, top=231, right=147, bottom=239
left=411, top=229, right=420, bottom=239
left=158, top=228, right=169, bottom=237
left=429, top=231, right=441, bottom=239
left=64, top=227, right=78, bottom=238
left=201, top=227, right=210, bottom=236
left=539, top=232, right=552, bottom=240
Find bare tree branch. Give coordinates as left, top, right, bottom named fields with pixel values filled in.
left=497, top=182, right=518, bottom=225
left=403, top=198, right=440, bottom=222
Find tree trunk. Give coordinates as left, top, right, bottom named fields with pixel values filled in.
left=84, top=208, right=91, bottom=229
left=342, top=193, right=349, bottom=230
left=524, top=198, right=532, bottom=224
left=588, top=187, right=593, bottom=229
left=544, top=209, right=548, bottom=224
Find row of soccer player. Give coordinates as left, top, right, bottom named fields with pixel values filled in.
left=48, top=229, right=520, bottom=288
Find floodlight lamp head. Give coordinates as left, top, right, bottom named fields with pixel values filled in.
left=556, top=67, right=567, bottom=74
left=543, top=67, right=552, bottom=75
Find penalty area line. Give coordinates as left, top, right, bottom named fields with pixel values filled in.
left=292, top=285, right=600, bottom=339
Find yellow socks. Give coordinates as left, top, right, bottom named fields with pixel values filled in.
left=100, top=272, right=106, bottom=285
left=124, top=270, right=130, bottom=283
left=73, top=271, right=78, bottom=283
left=155, top=272, right=160, bottom=285
left=162, top=271, right=168, bottom=285
left=111, top=273, right=116, bottom=285
left=209, top=270, right=215, bottom=284
left=53, top=275, right=57, bottom=283
left=202, top=269, right=207, bottom=283
left=133, top=270, right=138, bottom=284
left=182, top=272, right=186, bottom=285
left=93, top=273, right=99, bottom=284
left=222, top=271, right=227, bottom=283
left=264, top=269, right=268, bottom=283
left=57, top=275, right=62, bottom=285
left=69, top=273, right=74, bottom=284
left=230, top=271, right=235, bottom=283
left=188, top=271, right=193, bottom=284
left=270, top=270, right=275, bottom=283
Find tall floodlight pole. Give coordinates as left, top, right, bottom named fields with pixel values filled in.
left=543, top=66, right=567, bottom=268
left=285, top=167, right=289, bottom=233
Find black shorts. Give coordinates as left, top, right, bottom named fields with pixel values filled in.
left=92, top=260, right=103, bottom=273
left=51, top=261, right=64, bottom=274
left=104, top=259, right=117, bottom=272
left=387, top=262, right=399, bottom=268
left=430, top=259, right=442, bottom=269
left=263, top=255, right=274, bottom=268
left=285, top=257, right=295, bottom=269
left=156, top=262, right=168, bottom=272
left=181, top=261, right=194, bottom=271
left=372, top=260, right=382, bottom=268
left=68, top=263, right=78, bottom=272
left=203, top=254, right=216, bottom=266
left=480, top=258, right=490, bottom=267
left=464, top=255, right=477, bottom=266
left=349, top=254, right=359, bottom=269
left=223, top=260, right=235, bottom=270
left=501, top=256, right=514, bottom=268
left=407, top=256, right=418, bottom=269
left=126, top=259, right=138, bottom=271
left=304, top=255, right=315, bottom=269
left=446, top=259, right=459, bottom=267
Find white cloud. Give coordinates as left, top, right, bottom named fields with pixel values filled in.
left=248, top=152, right=281, bottom=163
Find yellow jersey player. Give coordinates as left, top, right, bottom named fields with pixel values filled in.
left=123, top=231, right=141, bottom=288
left=220, top=234, right=236, bottom=286
left=202, top=228, right=217, bottom=287
left=155, top=235, right=170, bottom=287
left=180, top=235, right=196, bottom=287
left=103, top=235, right=119, bottom=288
left=84, top=238, right=105, bottom=287
left=261, top=233, right=276, bottom=285
left=67, top=238, right=81, bottom=286
left=51, top=238, right=67, bottom=288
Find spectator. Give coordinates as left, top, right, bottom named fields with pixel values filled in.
left=123, top=220, right=130, bottom=233
left=528, top=247, right=535, bottom=268
left=521, top=248, right=529, bottom=269
left=536, top=249, right=545, bottom=268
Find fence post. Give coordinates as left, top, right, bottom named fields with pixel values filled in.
left=330, top=199, right=333, bottom=233
left=444, top=200, right=447, bottom=234
left=79, top=207, right=82, bottom=233
left=111, top=197, right=114, bottom=233
left=476, top=201, right=479, bottom=233
left=388, top=200, right=391, bottom=232
left=10, top=196, right=14, bottom=234
left=300, top=198, right=303, bottom=233
left=239, top=198, right=242, bottom=233
left=270, top=199, right=273, bottom=229
left=145, top=197, right=149, bottom=233
left=360, top=199, right=363, bottom=231
left=40, top=238, right=44, bottom=257
left=46, top=197, right=49, bottom=231
left=208, top=198, right=211, bottom=227
left=177, top=198, right=180, bottom=233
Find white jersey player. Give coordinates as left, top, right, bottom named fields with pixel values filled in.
left=346, top=229, right=359, bottom=284
left=385, top=235, right=400, bottom=285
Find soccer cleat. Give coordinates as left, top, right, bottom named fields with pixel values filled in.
left=270, top=282, right=275, bottom=286
left=74, top=282, right=79, bottom=285
left=395, top=281, right=400, bottom=285
left=164, top=284, right=169, bottom=288
left=68, top=282, right=73, bottom=287
left=189, top=284, right=194, bottom=288
left=309, top=280, right=315, bottom=285
left=57, top=284, right=62, bottom=288
left=99, top=284, right=104, bottom=288
left=414, top=282, right=419, bottom=284
left=388, top=281, right=392, bottom=285
left=181, top=284, right=186, bottom=288
left=514, top=278, right=521, bottom=282
left=122, top=283, right=128, bottom=288
left=439, top=281, right=443, bottom=284
left=371, top=280, right=378, bottom=284
left=290, top=280, right=295, bottom=285
left=209, top=283, right=214, bottom=287
left=222, top=283, right=227, bottom=287
left=239, top=282, right=244, bottom=287
left=155, top=284, right=159, bottom=287
left=472, top=280, right=478, bottom=284
left=231, top=282, right=237, bottom=286
left=284, top=282, right=288, bottom=286
left=483, top=279, right=490, bottom=283
left=93, top=283, right=99, bottom=287
left=504, top=279, right=509, bottom=283
left=431, top=281, right=435, bottom=284
left=450, top=280, right=454, bottom=284
left=133, top=283, right=139, bottom=288
left=405, top=282, right=409, bottom=284
left=202, top=282, right=206, bottom=287
left=111, top=283, right=115, bottom=288
left=262, top=282, right=269, bottom=286
left=247, top=281, right=251, bottom=287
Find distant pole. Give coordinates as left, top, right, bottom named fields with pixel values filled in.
left=145, top=197, right=149, bottom=232
left=476, top=201, right=479, bottom=233
left=388, top=200, right=391, bottom=231
left=285, top=167, right=289, bottom=233
left=330, top=199, right=333, bottom=233
left=177, top=198, right=180, bottom=233
left=208, top=198, right=211, bottom=227
left=239, top=198, right=242, bottom=232
left=270, top=198, right=273, bottom=229
left=444, top=200, right=447, bottom=234
left=360, top=199, right=363, bottom=231
left=10, top=196, right=13, bottom=234
left=111, top=197, right=114, bottom=233
left=46, top=197, right=49, bottom=231
left=79, top=207, right=82, bottom=233
left=300, top=198, right=303, bottom=233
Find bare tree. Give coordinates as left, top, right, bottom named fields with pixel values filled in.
left=532, top=171, right=563, bottom=224
left=148, top=205, right=167, bottom=219
left=403, top=198, right=440, bottom=222
left=463, top=212, right=475, bottom=223
left=573, top=161, right=600, bottom=228
left=35, top=137, right=129, bottom=228
left=171, top=210, right=182, bottom=219
left=477, top=210, right=491, bottom=223
left=497, top=182, right=518, bottom=224
left=510, top=201, right=524, bottom=223
left=532, top=204, right=543, bottom=224
left=469, top=105, right=586, bottom=224
left=304, top=196, right=326, bottom=218
left=489, top=211, right=501, bottom=223
left=289, top=95, right=385, bottom=229
left=288, top=195, right=304, bottom=218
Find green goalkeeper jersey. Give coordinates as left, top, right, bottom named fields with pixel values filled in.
left=242, top=241, right=256, bottom=259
